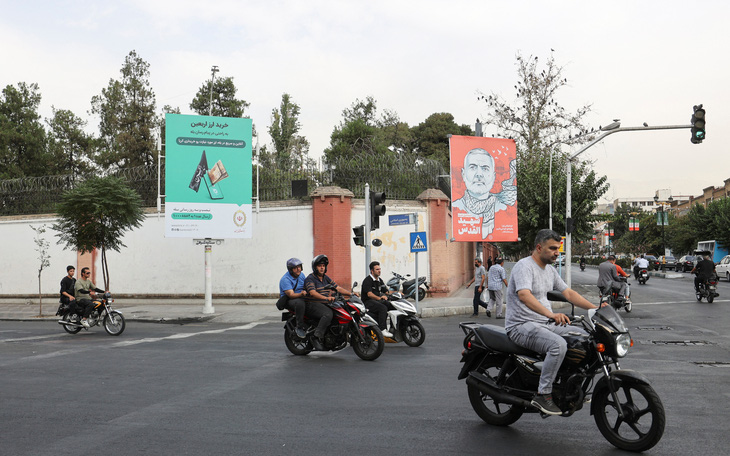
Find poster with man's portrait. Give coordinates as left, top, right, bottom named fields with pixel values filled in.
left=449, top=135, right=518, bottom=242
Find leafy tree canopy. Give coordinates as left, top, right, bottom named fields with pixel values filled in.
left=0, top=82, right=48, bottom=179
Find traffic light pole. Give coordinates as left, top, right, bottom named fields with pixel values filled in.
left=565, top=122, right=693, bottom=289
left=365, top=183, right=372, bottom=272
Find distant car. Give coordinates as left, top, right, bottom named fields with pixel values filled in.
left=716, top=255, right=730, bottom=282
left=644, top=255, right=660, bottom=270
left=677, top=255, right=697, bottom=272
left=659, top=255, right=676, bottom=271
left=556, top=255, right=566, bottom=266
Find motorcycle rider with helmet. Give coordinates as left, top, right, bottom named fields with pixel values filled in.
left=304, top=255, right=355, bottom=348
left=278, top=258, right=308, bottom=338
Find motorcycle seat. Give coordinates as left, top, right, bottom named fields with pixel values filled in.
left=475, top=325, right=537, bottom=356
left=402, top=278, right=416, bottom=289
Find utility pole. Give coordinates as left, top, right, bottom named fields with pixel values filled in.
left=208, top=65, right=219, bottom=116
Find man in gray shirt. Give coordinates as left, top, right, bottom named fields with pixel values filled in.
left=597, top=255, right=627, bottom=303
left=487, top=258, right=507, bottom=318
left=466, top=258, right=489, bottom=317
left=505, top=229, right=599, bottom=415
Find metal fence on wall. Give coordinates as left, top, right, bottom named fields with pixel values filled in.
left=1, top=158, right=445, bottom=216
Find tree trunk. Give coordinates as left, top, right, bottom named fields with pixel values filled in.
left=38, top=269, right=43, bottom=316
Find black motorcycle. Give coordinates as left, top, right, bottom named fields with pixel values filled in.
left=598, top=277, right=632, bottom=313
left=56, top=292, right=126, bottom=336
left=458, top=292, right=665, bottom=452
left=696, top=274, right=719, bottom=303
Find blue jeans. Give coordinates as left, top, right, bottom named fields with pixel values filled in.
left=507, top=321, right=588, bottom=395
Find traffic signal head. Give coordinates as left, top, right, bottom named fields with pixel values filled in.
left=691, top=104, right=706, bottom=144
left=370, top=191, right=386, bottom=230
left=353, top=225, right=365, bottom=247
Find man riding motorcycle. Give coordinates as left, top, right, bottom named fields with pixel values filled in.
left=632, top=255, right=650, bottom=279
left=691, top=253, right=716, bottom=292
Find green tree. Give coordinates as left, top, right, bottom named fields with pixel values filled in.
left=411, top=112, right=472, bottom=170
left=0, top=82, right=48, bottom=178
left=53, top=176, right=145, bottom=290
left=46, top=107, right=96, bottom=177
left=325, top=96, right=385, bottom=162
left=479, top=53, right=607, bottom=255
left=268, top=93, right=311, bottom=170
left=705, top=197, right=730, bottom=249
left=190, top=76, right=250, bottom=118
left=91, top=50, right=159, bottom=169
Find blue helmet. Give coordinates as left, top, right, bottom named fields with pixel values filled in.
left=286, top=258, right=303, bottom=273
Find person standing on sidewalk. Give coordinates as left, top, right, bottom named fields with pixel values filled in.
left=487, top=258, right=507, bottom=319
left=467, top=258, right=489, bottom=317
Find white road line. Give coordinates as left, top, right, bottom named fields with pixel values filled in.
left=0, top=334, right=65, bottom=343
left=111, top=321, right=265, bottom=347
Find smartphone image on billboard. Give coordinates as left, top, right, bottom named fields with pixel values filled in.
left=204, top=174, right=224, bottom=200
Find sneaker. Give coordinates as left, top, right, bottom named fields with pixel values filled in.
left=382, top=329, right=394, bottom=338
left=531, top=394, right=562, bottom=415
left=310, top=336, right=324, bottom=351
left=496, top=315, right=504, bottom=319
left=81, top=319, right=90, bottom=329
left=470, top=313, right=478, bottom=317
left=295, top=327, right=307, bottom=339
left=486, top=310, right=491, bottom=318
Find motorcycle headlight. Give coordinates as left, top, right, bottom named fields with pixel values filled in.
left=615, top=333, right=631, bottom=357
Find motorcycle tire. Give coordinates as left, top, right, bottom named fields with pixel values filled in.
left=401, top=320, right=426, bottom=347
left=417, top=287, right=426, bottom=301
left=284, top=328, right=312, bottom=355
left=62, top=313, right=82, bottom=334
left=351, top=325, right=384, bottom=361
left=625, top=301, right=632, bottom=313
left=467, top=357, right=524, bottom=426
left=103, top=311, right=126, bottom=336
left=707, top=294, right=714, bottom=303
left=593, top=381, right=665, bottom=452
left=696, top=293, right=702, bottom=302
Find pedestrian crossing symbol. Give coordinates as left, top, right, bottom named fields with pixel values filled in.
left=410, top=231, right=428, bottom=252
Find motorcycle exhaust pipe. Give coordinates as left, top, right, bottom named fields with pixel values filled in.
left=466, top=372, right=533, bottom=408
left=58, top=320, right=80, bottom=327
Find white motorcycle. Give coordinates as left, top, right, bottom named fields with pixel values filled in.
left=363, top=292, right=426, bottom=347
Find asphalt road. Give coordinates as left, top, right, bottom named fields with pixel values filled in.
left=1, top=271, right=729, bottom=456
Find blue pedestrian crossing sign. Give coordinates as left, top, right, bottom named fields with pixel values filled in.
left=410, top=231, right=428, bottom=253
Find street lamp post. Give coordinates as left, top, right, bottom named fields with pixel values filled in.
left=653, top=195, right=673, bottom=257
left=208, top=65, right=219, bottom=116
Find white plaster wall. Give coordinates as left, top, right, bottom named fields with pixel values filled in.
left=1, top=205, right=313, bottom=296
left=350, top=200, right=430, bottom=288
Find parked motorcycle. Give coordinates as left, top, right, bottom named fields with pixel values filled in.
left=458, top=291, right=665, bottom=452
left=281, top=283, right=384, bottom=361
left=696, top=275, right=719, bottom=303
left=598, top=277, right=632, bottom=313
left=56, top=292, right=126, bottom=336
left=362, top=291, right=426, bottom=347
left=387, top=272, right=429, bottom=301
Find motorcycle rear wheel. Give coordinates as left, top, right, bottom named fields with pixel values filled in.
left=62, top=314, right=82, bottom=334
left=593, top=381, right=665, bottom=452
left=284, top=328, right=312, bottom=355
left=707, top=294, right=714, bottom=303
left=103, top=311, right=126, bottom=336
left=467, top=358, right=524, bottom=426
left=625, top=301, right=632, bottom=313
left=417, top=288, right=426, bottom=301
left=351, top=325, right=384, bottom=361
left=401, top=320, right=426, bottom=347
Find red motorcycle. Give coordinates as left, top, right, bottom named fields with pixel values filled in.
left=281, top=283, right=384, bottom=361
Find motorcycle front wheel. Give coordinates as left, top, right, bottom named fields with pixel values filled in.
left=696, top=292, right=703, bottom=302
left=62, top=313, right=82, bottom=334
left=351, top=325, right=384, bottom=361
left=467, top=358, right=524, bottom=426
left=593, top=381, right=665, bottom=452
left=103, top=311, right=126, bottom=336
left=284, top=328, right=312, bottom=355
left=401, top=320, right=426, bottom=347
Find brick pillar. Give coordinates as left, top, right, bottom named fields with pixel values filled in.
left=418, top=189, right=473, bottom=297
left=311, top=186, right=355, bottom=287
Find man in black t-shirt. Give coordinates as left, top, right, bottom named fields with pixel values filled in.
left=59, top=265, right=77, bottom=313
left=691, top=253, right=716, bottom=291
left=361, top=261, right=393, bottom=338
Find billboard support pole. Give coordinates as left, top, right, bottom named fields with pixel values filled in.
left=203, top=244, right=214, bottom=314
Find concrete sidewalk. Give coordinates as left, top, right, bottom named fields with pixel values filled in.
left=0, top=283, right=593, bottom=325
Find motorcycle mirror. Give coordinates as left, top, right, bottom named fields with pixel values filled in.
left=372, top=238, right=382, bottom=247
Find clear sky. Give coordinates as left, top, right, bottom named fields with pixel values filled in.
left=2, top=0, right=727, bottom=201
